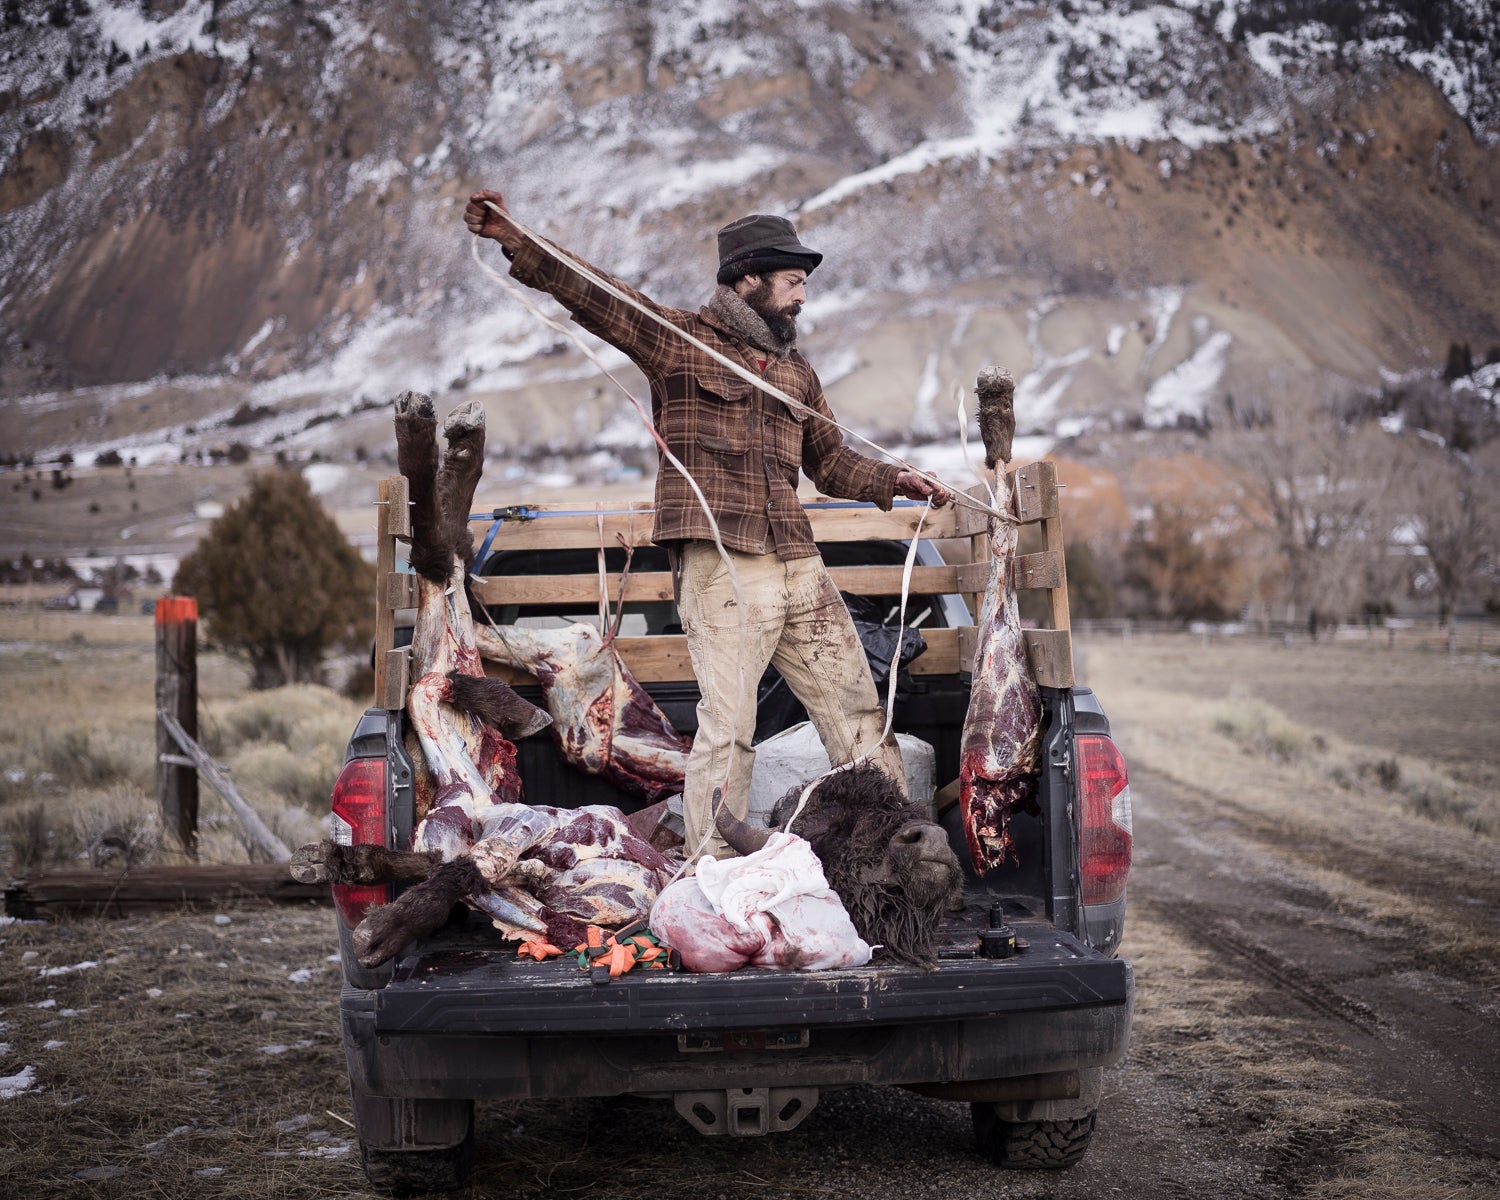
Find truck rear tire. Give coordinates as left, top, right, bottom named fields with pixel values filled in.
left=970, top=1103, right=1097, bottom=1169
left=359, top=1123, right=477, bottom=1197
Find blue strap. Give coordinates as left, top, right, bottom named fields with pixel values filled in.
left=472, top=505, right=536, bottom=571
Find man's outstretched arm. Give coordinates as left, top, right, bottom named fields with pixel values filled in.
left=462, top=188, right=684, bottom=377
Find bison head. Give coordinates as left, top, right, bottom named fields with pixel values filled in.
left=716, top=762, right=963, bottom=968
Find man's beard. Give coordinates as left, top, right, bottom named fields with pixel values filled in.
left=743, top=279, right=801, bottom=343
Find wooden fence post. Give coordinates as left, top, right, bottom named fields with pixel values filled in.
left=156, top=596, right=199, bottom=859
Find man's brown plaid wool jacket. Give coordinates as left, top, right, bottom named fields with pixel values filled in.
left=507, top=237, right=902, bottom=560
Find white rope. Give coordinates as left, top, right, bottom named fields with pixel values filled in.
left=480, top=204, right=1008, bottom=525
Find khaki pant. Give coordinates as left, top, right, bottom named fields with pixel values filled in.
left=677, top=541, right=905, bottom=860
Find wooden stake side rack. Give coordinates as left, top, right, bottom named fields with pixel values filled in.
left=370, top=461, right=1074, bottom=708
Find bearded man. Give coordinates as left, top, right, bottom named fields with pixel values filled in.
left=464, top=192, right=949, bottom=860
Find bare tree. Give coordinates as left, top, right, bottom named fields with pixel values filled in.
left=1215, top=386, right=1407, bottom=638
left=1404, top=450, right=1498, bottom=627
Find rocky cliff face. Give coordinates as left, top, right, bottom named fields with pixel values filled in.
left=1, top=0, right=1496, bottom=462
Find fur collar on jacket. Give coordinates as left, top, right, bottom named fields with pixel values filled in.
left=705, top=285, right=795, bottom=361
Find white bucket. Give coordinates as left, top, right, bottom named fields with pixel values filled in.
left=746, top=722, right=936, bottom=827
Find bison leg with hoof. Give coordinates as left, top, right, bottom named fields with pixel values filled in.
left=296, top=393, right=674, bottom=967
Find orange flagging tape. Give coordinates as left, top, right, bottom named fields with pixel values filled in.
left=154, top=596, right=198, bottom=625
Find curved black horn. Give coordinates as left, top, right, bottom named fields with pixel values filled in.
left=712, top=787, right=772, bottom=856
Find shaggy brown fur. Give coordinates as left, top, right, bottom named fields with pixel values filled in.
left=446, top=671, right=550, bottom=740
left=352, top=857, right=490, bottom=968
left=394, top=391, right=449, bottom=583
left=393, top=392, right=489, bottom=582
left=769, top=763, right=962, bottom=969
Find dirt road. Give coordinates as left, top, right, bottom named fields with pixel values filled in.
left=4, top=635, right=1498, bottom=1198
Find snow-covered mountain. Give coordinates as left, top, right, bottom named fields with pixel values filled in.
left=1, top=0, right=1497, bottom=470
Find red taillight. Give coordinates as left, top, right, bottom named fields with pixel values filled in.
left=1077, top=734, right=1132, bottom=906
left=329, top=758, right=389, bottom=928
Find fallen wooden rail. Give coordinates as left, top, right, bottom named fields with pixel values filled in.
left=158, top=710, right=293, bottom=863
left=4, top=865, right=327, bottom=920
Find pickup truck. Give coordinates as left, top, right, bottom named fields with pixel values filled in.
left=326, top=468, right=1134, bottom=1195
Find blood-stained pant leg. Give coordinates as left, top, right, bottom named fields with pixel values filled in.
left=772, top=555, right=906, bottom=797
left=679, top=545, right=787, bottom=862
left=679, top=545, right=905, bottom=862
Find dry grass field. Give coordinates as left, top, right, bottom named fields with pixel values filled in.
left=1, top=616, right=1497, bottom=1199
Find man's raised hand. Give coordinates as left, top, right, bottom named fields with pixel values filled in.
left=464, top=189, right=523, bottom=253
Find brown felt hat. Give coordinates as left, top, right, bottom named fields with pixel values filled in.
left=715, top=214, right=822, bottom=285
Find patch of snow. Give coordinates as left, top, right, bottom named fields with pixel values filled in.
left=259, top=1039, right=314, bottom=1056
left=814, top=346, right=862, bottom=389
left=241, top=321, right=276, bottom=357
left=301, top=464, right=348, bottom=496
left=43, top=1040, right=66, bottom=1051
left=36, top=961, right=98, bottom=978
left=1379, top=412, right=1405, bottom=434
left=1144, top=330, right=1232, bottom=427
left=298, top=1142, right=354, bottom=1159
left=912, top=351, right=943, bottom=436
left=1143, top=287, right=1185, bottom=369
left=73, top=1166, right=127, bottom=1181
left=286, top=968, right=316, bottom=984
left=0, top=1065, right=38, bottom=1100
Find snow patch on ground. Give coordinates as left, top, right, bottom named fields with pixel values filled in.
left=0, top=1065, right=37, bottom=1100
left=35, top=962, right=98, bottom=978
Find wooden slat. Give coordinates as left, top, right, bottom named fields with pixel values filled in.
left=484, top=627, right=969, bottom=685
left=1013, top=460, right=1059, bottom=524
left=474, top=572, right=674, bottom=607
left=467, top=500, right=966, bottom=554
left=4, top=865, right=328, bottom=920
left=955, top=560, right=991, bottom=594
left=381, top=646, right=411, bottom=712
left=471, top=564, right=964, bottom=608
left=1011, top=550, right=1063, bottom=591
left=1038, top=481, right=1072, bottom=643
left=373, top=477, right=401, bottom=707
left=386, top=474, right=411, bottom=538
left=382, top=570, right=419, bottom=610
left=953, top=482, right=996, bottom=537
left=957, top=625, right=978, bottom=673
left=1023, top=629, right=1075, bottom=689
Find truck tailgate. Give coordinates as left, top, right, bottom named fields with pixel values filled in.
left=362, top=921, right=1129, bottom=1036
